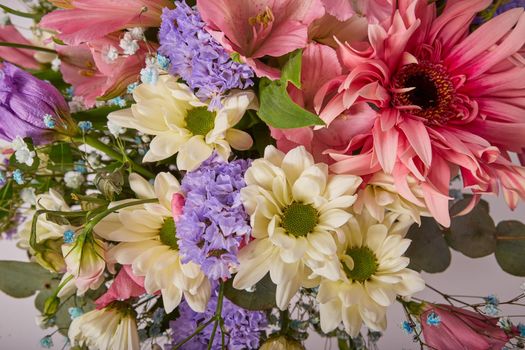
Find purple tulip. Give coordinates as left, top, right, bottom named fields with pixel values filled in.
left=0, top=62, right=75, bottom=144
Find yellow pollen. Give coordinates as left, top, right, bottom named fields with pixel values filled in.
left=248, top=7, right=274, bottom=28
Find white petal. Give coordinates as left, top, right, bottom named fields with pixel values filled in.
left=318, top=209, right=352, bottom=229
left=129, top=173, right=155, bottom=199
left=233, top=239, right=275, bottom=290
left=161, top=285, right=183, bottom=313
left=225, top=129, right=253, bottom=150
left=365, top=224, right=388, bottom=252
left=325, top=175, right=362, bottom=200
left=154, top=172, right=181, bottom=210
left=176, top=136, right=214, bottom=171
left=275, top=261, right=302, bottom=310
left=148, top=132, right=186, bottom=161
left=281, top=146, right=314, bottom=184
left=319, top=299, right=343, bottom=333
left=307, top=231, right=337, bottom=255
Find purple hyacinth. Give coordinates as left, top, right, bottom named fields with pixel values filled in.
left=0, top=62, right=73, bottom=144
left=158, top=1, right=254, bottom=110
left=177, top=155, right=251, bottom=281
left=169, top=289, right=267, bottom=350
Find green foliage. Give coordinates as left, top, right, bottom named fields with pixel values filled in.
left=495, top=220, right=525, bottom=276
left=48, top=142, right=74, bottom=172
left=224, top=273, right=277, bottom=311
left=257, top=50, right=325, bottom=129
left=405, top=217, right=451, bottom=273
left=0, top=261, right=55, bottom=298
left=446, top=198, right=496, bottom=258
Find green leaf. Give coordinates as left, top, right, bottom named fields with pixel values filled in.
left=446, top=198, right=496, bottom=258
left=495, top=220, right=525, bottom=276
left=72, top=105, right=122, bottom=125
left=258, top=78, right=325, bottom=129
left=0, top=261, right=55, bottom=298
left=32, top=69, right=69, bottom=91
left=281, top=49, right=302, bottom=88
left=48, top=142, right=74, bottom=172
left=405, top=218, right=451, bottom=273
left=224, top=273, right=277, bottom=311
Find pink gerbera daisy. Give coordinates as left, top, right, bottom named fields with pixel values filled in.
left=316, top=0, right=525, bottom=226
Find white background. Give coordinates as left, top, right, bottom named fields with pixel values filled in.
left=0, top=0, right=524, bottom=349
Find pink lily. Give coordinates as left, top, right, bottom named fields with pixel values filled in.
left=0, top=25, right=41, bottom=69
left=58, top=34, right=153, bottom=107
left=321, top=0, right=394, bottom=23
left=95, top=265, right=146, bottom=309
left=41, top=0, right=174, bottom=45
left=197, top=0, right=325, bottom=79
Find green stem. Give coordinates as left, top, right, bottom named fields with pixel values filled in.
left=207, top=282, right=226, bottom=350
left=0, top=4, right=38, bottom=19
left=30, top=209, right=89, bottom=250
left=0, top=42, right=56, bottom=54
left=76, top=135, right=155, bottom=179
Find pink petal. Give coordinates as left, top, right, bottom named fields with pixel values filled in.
left=0, top=26, right=40, bottom=70
left=398, top=117, right=433, bottom=167
left=373, top=117, right=399, bottom=174
left=171, top=193, right=185, bottom=222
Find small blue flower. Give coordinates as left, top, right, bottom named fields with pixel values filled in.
left=12, top=169, right=24, bottom=185
left=518, top=323, right=525, bottom=337
left=68, top=307, right=83, bottom=320
left=140, top=65, right=159, bottom=85
left=65, top=86, right=74, bottom=98
left=402, top=321, right=413, bottom=334
left=483, top=303, right=500, bottom=316
left=426, top=312, right=441, bottom=326
left=152, top=308, right=165, bottom=324
left=484, top=294, right=499, bottom=306
left=156, top=54, right=170, bottom=71
left=74, top=161, right=87, bottom=174
left=497, top=317, right=513, bottom=331
left=63, top=229, right=75, bottom=244
left=108, top=96, right=127, bottom=108
left=78, top=121, right=93, bottom=132
left=127, top=82, right=139, bottom=94
left=43, top=114, right=55, bottom=129
left=39, top=336, right=53, bottom=349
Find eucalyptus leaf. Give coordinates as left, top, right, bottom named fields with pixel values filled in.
left=224, top=273, right=277, bottom=311
left=405, top=218, right=451, bottom=273
left=0, top=260, right=55, bottom=298
left=446, top=199, right=496, bottom=258
left=495, top=220, right=525, bottom=276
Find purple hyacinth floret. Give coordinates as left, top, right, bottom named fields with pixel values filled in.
left=177, top=154, right=251, bottom=280
left=169, top=289, right=267, bottom=350
left=158, top=1, right=254, bottom=110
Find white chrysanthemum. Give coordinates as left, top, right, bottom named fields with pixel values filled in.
left=317, top=213, right=425, bottom=336
left=108, top=75, right=257, bottom=170
left=95, top=172, right=211, bottom=313
left=233, top=146, right=362, bottom=310
left=69, top=307, right=139, bottom=350
left=354, top=172, right=431, bottom=235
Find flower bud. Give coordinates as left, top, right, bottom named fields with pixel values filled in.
left=260, top=336, right=305, bottom=350
left=34, top=238, right=67, bottom=273
left=0, top=62, right=77, bottom=144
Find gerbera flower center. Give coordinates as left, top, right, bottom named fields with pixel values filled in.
left=185, top=107, right=216, bottom=136
left=393, top=61, right=456, bottom=125
left=159, top=217, right=179, bottom=250
left=281, top=202, right=319, bottom=237
left=343, top=246, right=379, bottom=283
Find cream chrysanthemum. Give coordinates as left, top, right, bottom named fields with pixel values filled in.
left=68, top=306, right=139, bottom=350
left=233, top=146, right=362, bottom=310
left=317, top=212, right=425, bottom=336
left=108, top=75, right=257, bottom=170
left=354, top=172, right=431, bottom=235
left=95, top=172, right=211, bottom=313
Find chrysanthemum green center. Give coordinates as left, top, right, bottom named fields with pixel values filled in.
left=159, top=217, right=178, bottom=250
left=392, top=61, right=456, bottom=125
left=343, top=246, right=379, bottom=283
left=281, top=202, right=319, bottom=237
left=185, top=106, right=216, bottom=136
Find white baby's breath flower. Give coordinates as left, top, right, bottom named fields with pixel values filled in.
left=107, top=120, right=126, bottom=137
left=233, top=146, right=362, bottom=310
left=20, top=188, right=36, bottom=205
left=11, top=136, right=35, bottom=167
left=51, top=57, right=61, bottom=72
left=64, top=171, right=85, bottom=189
left=108, top=75, right=257, bottom=171
left=128, top=27, right=145, bottom=40
left=120, top=32, right=140, bottom=55
left=105, top=45, right=119, bottom=63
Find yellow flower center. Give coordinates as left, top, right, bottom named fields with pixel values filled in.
left=185, top=107, right=216, bottom=136
left=159, top=217, right=178, bottom=250
left=343, top=246, right=379, bottom=283
left=248, top=7, right=274, bottom=28
left=281, top=202, right=318, bottom=237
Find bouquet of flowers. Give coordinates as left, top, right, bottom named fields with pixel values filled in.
left=1, top=0, right=525, bottom=349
